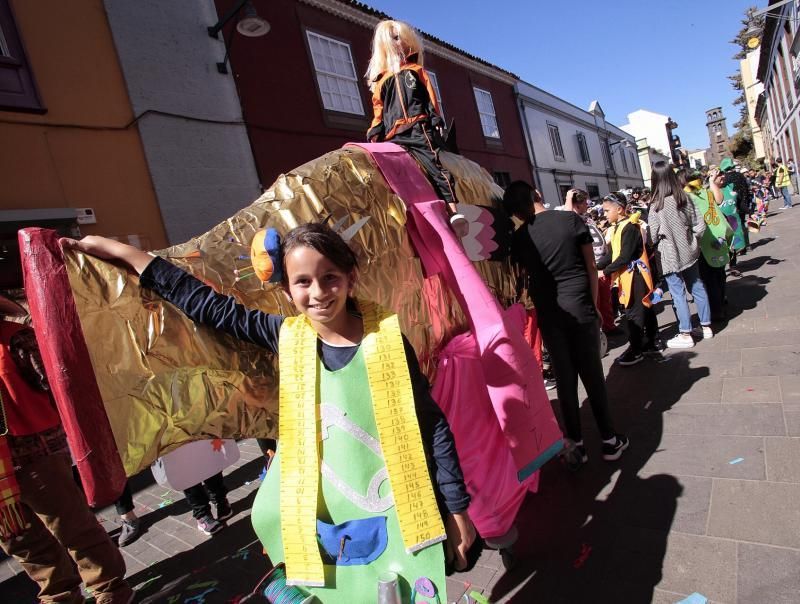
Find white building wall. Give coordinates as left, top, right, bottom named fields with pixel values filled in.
left=103, top=0, right=262, bottom=244
left=620, top=109, right=672, bottom=158
left=742, top=50, right=766, bottom=160
left=516, top=81, right=642, bottom=206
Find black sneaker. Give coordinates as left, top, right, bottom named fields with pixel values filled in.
left=602, top=435, right=630, bottom=461
left=561, top=440, right=588, bottom=471
left=642, top=339, right=666, bottom=356
left=615, top=347, right=643, bottom=366
left=197, top=514, right=225, bottom=535
left=543, top=378, right=557, bottom=391
left=118, top=518, right=141, bottom=547
left=214, top=498, right=234, bottom=522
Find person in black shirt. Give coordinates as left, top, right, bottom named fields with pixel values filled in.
left=504, top=181, right=628, bottom=470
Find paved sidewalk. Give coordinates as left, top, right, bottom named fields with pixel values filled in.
left=2, top=203, right=799, bottom=603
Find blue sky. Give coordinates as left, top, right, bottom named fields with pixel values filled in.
left=367, top=0, right=760, bottom=150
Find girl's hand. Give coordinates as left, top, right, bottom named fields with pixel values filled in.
left=445, top=511, right=477, bottom=571
left=60, top=236, right=154, bottom=275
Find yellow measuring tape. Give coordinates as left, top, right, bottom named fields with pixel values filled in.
left=278, top=300, right=445, bottom=586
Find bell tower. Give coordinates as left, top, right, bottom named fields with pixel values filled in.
left=706, top=107, right=731, bottom=167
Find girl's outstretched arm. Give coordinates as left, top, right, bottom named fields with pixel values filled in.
left=61, top=235, right=154, bottom=274
left=61, top=236, right=283, bottom=354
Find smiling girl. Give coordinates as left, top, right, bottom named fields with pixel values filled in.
left=62, top=223, right=475, bottom=602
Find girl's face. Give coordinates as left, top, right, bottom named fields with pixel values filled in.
left=284, top=245, right=355, bottom=326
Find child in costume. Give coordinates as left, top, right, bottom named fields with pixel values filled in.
left=686, top=169, right=733, bottom=322
left=63, top=224, right=476, bottom=603
left=597, top=192, right=658, bottom=366
left=365, top=20, right=468, bottom=237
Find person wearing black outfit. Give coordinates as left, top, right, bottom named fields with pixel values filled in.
left=504, top=181, right=628, bottom=470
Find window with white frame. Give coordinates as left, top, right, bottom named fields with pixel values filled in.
left=629, top=150, right=637, bottom=173
left=306, top=31, right=364, bottom=115
left=576, top=132, right=591, bottom=164
left=473, top=87, right=500, bottom=138
left=427, top=71, right=445, bottom=121
left=548, top=123, right=565, bottom=160
left=619, top=147, right=629, bottom=172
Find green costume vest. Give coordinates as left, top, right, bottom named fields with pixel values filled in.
left=687, top=188, right=733, bottom=267
left=251, top=349, right=446, bottom=603
left=718, top=183, right=746, bottom=252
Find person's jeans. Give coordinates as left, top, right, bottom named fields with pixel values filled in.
left=781, top=186, right=793, bottom=208
left=0, top=453, right=132, bottom=604
left=664, top=261, right=711, bottom=333
left=539, top=317, right=616, bottom=442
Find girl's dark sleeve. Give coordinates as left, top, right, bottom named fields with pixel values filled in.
left=402, top=336, right=470, bottom=515
left=139, top=257, right=284, bottom=354
left=602, top=224, right=640, bottom=276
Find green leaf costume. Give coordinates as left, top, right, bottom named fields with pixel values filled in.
left=687, top=187, right=734, bottom=267
left=252, top=348, right=446, bottom=603
left=718, top=183, right=746, bottom=252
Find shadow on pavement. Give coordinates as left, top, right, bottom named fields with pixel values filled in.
left=747, top=236, right=775, bottom=251
left=131, top=495, right=266, bottom=604
left=486, top=353, right=705, bottom=603
left=732, top=255, right=783, bottom=275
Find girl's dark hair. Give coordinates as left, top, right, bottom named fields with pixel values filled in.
left=281, top=223, right=359, bottom=283
left=650, top=161, right=689, bottom=212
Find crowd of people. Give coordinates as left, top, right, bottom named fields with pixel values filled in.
left=505, top=154, right=783, bottom=470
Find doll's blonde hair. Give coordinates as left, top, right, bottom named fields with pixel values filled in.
left=366, top=20, right=424, bottom=91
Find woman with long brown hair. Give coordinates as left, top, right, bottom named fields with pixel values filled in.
left=648, top=161, right=711, bottom=348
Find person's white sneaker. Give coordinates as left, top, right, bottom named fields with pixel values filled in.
left=692, top=325, right=714, bottom=340
left=667, top=333, right=695, bottom=349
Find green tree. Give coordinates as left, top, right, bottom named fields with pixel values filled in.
left=728, top=7, right=764, bottom=165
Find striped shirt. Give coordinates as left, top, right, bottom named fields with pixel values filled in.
left=648, top=195, right=706, bottom=275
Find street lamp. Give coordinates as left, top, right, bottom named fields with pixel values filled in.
left=609, top=139, right=634, bottom=153
left=208, top=0, right=270, bottom=74
left=745, top=0, right=795, bottom=48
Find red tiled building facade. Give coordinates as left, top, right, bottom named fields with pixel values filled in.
left=217, top=0, right=532, bottom=190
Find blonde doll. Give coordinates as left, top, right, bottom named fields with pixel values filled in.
left=366, top=20, right=467, bottom=236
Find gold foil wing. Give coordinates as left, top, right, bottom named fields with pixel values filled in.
left=65, top=147, right=517, bottom=475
